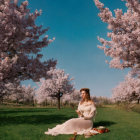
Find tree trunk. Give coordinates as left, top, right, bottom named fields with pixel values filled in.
left=57, top=95, right=60, bottom=110
left=138, top=99, right=140, bottom=104
left=0, top=99, right=3, bottom=104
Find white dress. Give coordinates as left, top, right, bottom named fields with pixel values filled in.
left=44, top=101, right=97, bottom=136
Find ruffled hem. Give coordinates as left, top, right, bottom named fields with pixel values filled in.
left=44, top=127, right=99, bottom=136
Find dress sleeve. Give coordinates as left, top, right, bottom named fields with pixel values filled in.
left=84, top=102, right=96, bottom=120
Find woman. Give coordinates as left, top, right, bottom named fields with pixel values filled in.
left=44, top=88, right=97, bottom=136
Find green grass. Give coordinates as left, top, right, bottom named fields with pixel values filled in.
left=130, top=104, right=140, bottom=113
left=0, top=105, right=140, bottom=140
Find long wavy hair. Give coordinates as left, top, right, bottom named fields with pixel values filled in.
left=80, top=88, right=92, bottom=104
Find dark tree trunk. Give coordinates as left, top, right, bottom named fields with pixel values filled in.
left=50, top=89, right=63, bottom=110
left=57, top=89, right=63, bottom=110
left=0, top=98, right=3, bottom=104
left=57, top=95, right=60, bottom=110
left=138, top=99, right=140, bottom=104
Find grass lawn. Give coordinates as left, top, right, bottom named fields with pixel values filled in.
left=0, top=105, right=140, bottom=140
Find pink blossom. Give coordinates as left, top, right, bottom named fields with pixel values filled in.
left=94, top=0, right=140, bottom=74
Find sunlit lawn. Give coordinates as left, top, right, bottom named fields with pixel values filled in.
left=0, top=105, right=140, bottom=140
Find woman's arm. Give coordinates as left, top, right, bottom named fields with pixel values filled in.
left=76, top=110, right=84, bottom=117
left=84, top=102, right=96, bottom=120
left=76, top=102, right=84, bottom=117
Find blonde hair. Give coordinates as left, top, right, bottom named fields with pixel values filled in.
left=80, top=88, right=92, bottom=104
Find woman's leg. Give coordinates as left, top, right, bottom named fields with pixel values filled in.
left=45, top=118, right=93, bottom=135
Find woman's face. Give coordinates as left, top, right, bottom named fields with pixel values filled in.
left=81, top=90, right=86, bottom=100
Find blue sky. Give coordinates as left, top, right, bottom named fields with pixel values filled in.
left=21, top=0, right=129, bottom=97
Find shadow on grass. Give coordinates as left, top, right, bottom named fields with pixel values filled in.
left=94, top=121, right=116, bottom=127
left=0, top=108, right=56, bottom=114
left=0, top=114, right=73, bottom=126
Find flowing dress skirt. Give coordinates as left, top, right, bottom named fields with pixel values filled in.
left=44, top=117, right=93, bottom=136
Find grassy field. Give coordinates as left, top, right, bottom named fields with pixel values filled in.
left=0, top=105, right=140, bottom=140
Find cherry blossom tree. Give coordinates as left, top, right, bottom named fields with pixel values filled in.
left=0, top=56, right=18, bottom=102
left=0, top=78, right=20, bottom=103
left=35, top=68, right=75, bottom=109
left=61, top=89, right=81, bottom=107
left=112, top=73, right=140, bottom=103
left=3, top=81, right=36, bottom=105
left=94, top=0, right=140, bottom=76
left=91, top=95, right=113, bottom=105
left=70, top=89, right=81, bottom=103
left=20, top=84, right=36, bottom=105
left=0, top=0, right=57, bottom=100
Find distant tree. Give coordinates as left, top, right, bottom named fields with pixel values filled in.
left=112, top=73, right=140, bottom=103
left=4, top=82, right=36, bottom=105
left=62, top=89, right=81, bottom=108
left=35, top=68, right=75, bottom=109
left=70, top=89, right=81, bottom=103
left=0, top=78, right=20, bottom=103
left=20, top=85, right=36, bottom=105
left=91, top=95, right=113, bottom=105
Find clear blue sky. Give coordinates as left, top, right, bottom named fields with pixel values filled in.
left=21, top=0, right=129, bottom=97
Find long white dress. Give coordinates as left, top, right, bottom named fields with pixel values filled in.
left=44, top=101, right=97, bottom=136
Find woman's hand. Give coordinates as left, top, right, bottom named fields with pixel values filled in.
left=75, top=109, right=79, bottom=113
left=75, top=110, right=84, bottom=117
left=75, top=109, right=80, bottom=114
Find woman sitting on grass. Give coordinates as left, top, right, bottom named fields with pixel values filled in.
left=44, top=88, right=97, bottom=136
